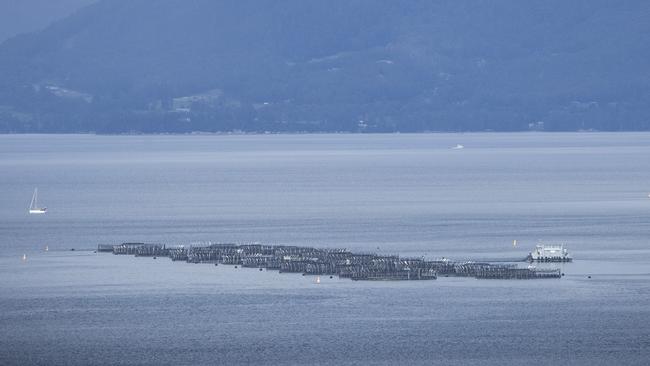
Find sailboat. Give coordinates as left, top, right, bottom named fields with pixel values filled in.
left=29, top=188, right=47, bottom=214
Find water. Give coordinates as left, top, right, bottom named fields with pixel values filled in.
left=1, top=133, right=649, bottom=365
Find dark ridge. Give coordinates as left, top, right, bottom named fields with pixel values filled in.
left=1, top=0, right=649, bottom=133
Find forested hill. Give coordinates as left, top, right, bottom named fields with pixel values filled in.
left=0, top=0, right=95, bottom=43
left=1, top=0, right=649, bottom=133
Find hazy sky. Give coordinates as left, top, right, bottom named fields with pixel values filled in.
left=0, top=0, right=95, bottom=43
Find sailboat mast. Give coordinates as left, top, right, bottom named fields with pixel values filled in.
left=30, top=188, right=37, bottom=210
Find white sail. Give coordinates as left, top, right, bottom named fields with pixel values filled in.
left=30, top=188, right=36, bottom=209
left=29, top=188, right=47, bottom=214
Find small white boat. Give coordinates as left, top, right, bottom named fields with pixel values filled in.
left=451, top=144, right=464, bottom=149
left=29, top=188, right=47, bottom=214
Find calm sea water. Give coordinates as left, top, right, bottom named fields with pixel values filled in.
left=1, top=133, right=649, bottom=365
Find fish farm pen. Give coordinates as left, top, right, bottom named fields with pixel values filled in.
left=100, top=242, right=562, bottom=281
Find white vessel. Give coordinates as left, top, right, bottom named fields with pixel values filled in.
left=451, top=144, right=464, bottom=149
left=29, top=188, right=47, bottom=214
left=527, top=244, right=572, bottom=262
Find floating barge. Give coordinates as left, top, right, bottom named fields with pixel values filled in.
left=101, top=242, right=564, bottom=281
left=527, top=244, right=572, bottom=262
left=475, top=265, right=560, bottom=279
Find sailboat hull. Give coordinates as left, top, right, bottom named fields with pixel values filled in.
left=29, top=209, right=47, bottom=214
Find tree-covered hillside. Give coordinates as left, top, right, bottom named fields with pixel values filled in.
left=1, top=0, right=649, bottom=133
